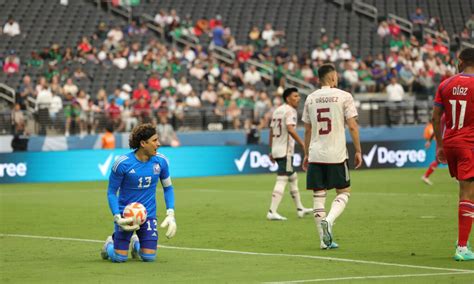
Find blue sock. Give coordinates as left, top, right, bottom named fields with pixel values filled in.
left=106, top=243, right=128, bottom=263
left=139, top=252, right=156, bottom=262
left=106, top=243, right=114, bottom=258
left=133, top=240, right=140, bottom=252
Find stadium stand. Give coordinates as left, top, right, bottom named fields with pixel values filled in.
left=0, top=0, right=472, bottom=137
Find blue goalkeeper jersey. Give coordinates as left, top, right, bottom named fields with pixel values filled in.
left=107, top=151, right=175, bottom=218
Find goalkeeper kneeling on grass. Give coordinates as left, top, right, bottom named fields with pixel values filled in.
left=101, top=123, right=177, bottom=263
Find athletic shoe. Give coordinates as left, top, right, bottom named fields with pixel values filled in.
left=454, top=241, right=471, bottom=251
left=320, top=220, right=333, bottom=247
left=101, top=235, right=113, bottom=260
left=267, top=212, right=287, bottom=221
left=297, top=207, right=313, bottom=218
left=453, top=247, right=474, bottom=261
left=321, top=241, right=339, bottom=250
left=421, top=176, right=433, bottom=185
left=131, top=234, right=140, bottom=259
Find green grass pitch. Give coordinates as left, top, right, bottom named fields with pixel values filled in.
left=1, top=168, right=473, bottom=283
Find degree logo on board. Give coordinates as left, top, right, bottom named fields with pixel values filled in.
left=0, top=162, right=27, bottom=178
left=98, top=154, right=114, bottom=176
left=234, top=149, right=301, bottom=172
left=363, top=145, right=426, bottom=168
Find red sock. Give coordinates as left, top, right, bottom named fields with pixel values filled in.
left=458, top=200, right=474, bottom=247
left=424, top=160, right=439, bottom=178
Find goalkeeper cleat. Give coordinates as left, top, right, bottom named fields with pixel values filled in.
left=297, top=207, right=313, bottom=218
left=267, top=212, right=287, bottom=221
left=321, top=241, right=339, bottom=250
left=101, top=235, right=113, bottom=260
left=320, top=220, right=333, bottom=247
left=453, top=247, right=474, bottom=261
left=421, top=176, right=433, bottom=185
left=131, top=235, right=140, bottom=259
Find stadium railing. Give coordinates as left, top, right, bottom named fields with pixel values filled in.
left=246, top=59, right=274, bottom=82
left=423, top=27, right=450, bottom=48
left=172, top=32, right=200, bottom=49
left=284, top=75, right=315, bottom=96
left=108, top=1, right=133, bottom=23
left=353, top=0, right=378, bottom=23
left=355, top=96, right=432, bottom=127
left=140, top=13, right=165, bottom=40
left=0, top=98, right=433, bottom=135
left=209, top=45, right=236, bottom=65
left=461, top=41, right=474, bottom=50
left=331, top=0, right=346, bottom=8
left=388, top=13, right=413, bottom=35
left=0, top=84, right=16, bottom=106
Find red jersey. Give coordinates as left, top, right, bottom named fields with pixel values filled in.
left=434, top=73, right=474, bottom=148
left=107, top=103, right=121, bottom=120
left=132, top=89, right=150, bottom=102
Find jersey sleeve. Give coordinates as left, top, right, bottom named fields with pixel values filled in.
left=343, top=94, right=358, bottom=120
left=302, top=99, right=310, bottom=123
left=107, top=156, right=127, bottom=215
left=158, top=155, right=175, bottom=210
left=159, top=156, right=170, bottom=182
left=433, top=85, right=444, bottom=108
left=286, top=109, right=297, bottom=126
left=434, top=75, right=459, bottom=108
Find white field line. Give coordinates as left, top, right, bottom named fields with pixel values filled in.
left=189, top=189, right=452, bottom=196
left=263, top=271, right=474, bottom=284
left=0, top=188, right=455, bottom=198
left=1, top=233, right=472, bottom=274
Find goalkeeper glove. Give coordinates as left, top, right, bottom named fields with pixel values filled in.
left=114, top=214, right=140, bottom=231
left=160, top=209, right=177, bottom=238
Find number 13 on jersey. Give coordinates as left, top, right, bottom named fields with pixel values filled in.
left=138, top=176, right=151, bottom=188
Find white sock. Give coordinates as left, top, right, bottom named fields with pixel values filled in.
left=456, top=246, right=468, bottom=253
left=313, top=190, right=327, bottom=242
left=288, top=173, right=304, bottom=210
left=326, top=192, right=350, bottom=225
left=269, top=176, right=288, bottom=213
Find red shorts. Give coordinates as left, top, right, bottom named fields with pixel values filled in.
left=444, top=147, right=474, bottom=180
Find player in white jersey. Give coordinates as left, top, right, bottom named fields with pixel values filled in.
left=267, top=88, right=313, bottom=221
left=302, top=64, right=362, bottom=249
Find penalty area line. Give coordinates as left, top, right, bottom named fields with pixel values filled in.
left=1, top=233, right=473, bottom=274
left=263, top=271, right=474, bottom=284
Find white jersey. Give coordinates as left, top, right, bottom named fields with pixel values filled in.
left=270, top=104, right=298, bottom=158
left=302, top=86, right=358, bottom=163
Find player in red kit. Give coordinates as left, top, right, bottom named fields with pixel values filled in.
left=421, top=116, right=445, bottom=185
left=432, top=47, right=474, bottom=261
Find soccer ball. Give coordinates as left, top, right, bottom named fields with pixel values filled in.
left=123, top=202, right=147, bottom=225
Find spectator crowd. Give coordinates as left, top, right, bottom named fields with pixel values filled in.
left=2, top=7, right=473, bottom=138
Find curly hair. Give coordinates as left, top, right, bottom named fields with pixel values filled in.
left=129, top=123, right=156, bottom=149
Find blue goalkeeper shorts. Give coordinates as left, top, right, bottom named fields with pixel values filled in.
left=113, top=218, right=158, bottom=251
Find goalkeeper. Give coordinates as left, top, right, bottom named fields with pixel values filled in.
left=101, top=123, right=177, bottom=263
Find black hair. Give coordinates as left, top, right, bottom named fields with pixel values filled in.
left=105, top=123, right=114, bottom=133
left=129, top=123, right=156, bottom=149
left=459, top=47, right=474, bottom=66
left=318, top=63, right=336, bottom=81
left=282, top=87, right=298, bottom=102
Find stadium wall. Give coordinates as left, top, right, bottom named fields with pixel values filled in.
left=0, top=125, right=425, bottom=153
left=0, top=139, right=438, bottom=184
